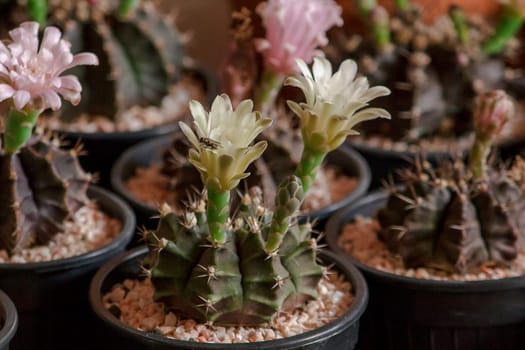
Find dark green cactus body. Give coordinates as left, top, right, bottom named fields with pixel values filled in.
left=48, top=0, right=185, bottom=122
left=378, top=162, right=525, bottom=272
left=146, top=176, right=323, bottom=325
left=0, top=134, right=91, bottom=253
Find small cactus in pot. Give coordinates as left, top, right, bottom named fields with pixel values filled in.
left=143, top=56, right=390, bottom=325
left=326, top=0, right=524, bottom=143
left=378, top=90, right=525, bottom=273
left=1, top=0, right=187, bottom=124
left=0, top=21, right=98, bottom=253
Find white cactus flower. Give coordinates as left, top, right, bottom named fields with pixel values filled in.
left=179, top=94, right=272, bottom=192
left=285, top=57, right=391, bottom=152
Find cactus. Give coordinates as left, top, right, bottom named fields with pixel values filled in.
left=0, top=22, right=98, bottom=253
left=0, top=0, right=186, bottom=122
left=378, top=90, right=525, bottom=273
left=326, top=2, right=520, bottom=142
left=143, top=57, right=390, bottom=325
left=0, top=133, right=92, bottom=253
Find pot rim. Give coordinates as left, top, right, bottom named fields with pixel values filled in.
left=89, top=246, right=368, bottom=349
left=0, top=289, right=17, bottom=348
left=110, top=134, right=371, bottom=223
left=0, top=184, right=135, bottom=273
left=326, top=189, right=525, bottom=292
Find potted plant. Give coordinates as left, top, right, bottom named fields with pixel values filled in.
left=0, top=289, right=17, bottom=350
left=1, top=0, right=213, bottom=186
left=89, top=51, right=394, bottom=348
left=326, top=90, right=525, bottom=349
left=325, top=0, right=525, bottom=187
left=0, top=22, right=135, bottom=349
left=110, top=0, right=371, bottom=230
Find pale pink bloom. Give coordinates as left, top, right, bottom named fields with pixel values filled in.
left=255, top=0, right=342, bottom=75
left=474, top=90, right=514, bottom=139
left=0, top=22, right=99, bottom=112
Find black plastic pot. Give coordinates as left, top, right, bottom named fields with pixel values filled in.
left=111, top=134, right=371, bottom=230
left=0, top=185, right=135, bottom=350
left=325, top=190, right=525, bottom=350
left=0, top=290, right=17, bottom=350
left=347, top=141, right=463, bottom=189
left=89, top=246, right=368, bottom=350
left=55, top=67, right=216, bottom=188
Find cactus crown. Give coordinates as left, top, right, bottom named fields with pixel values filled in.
left=377, top=90, right=525, bottom=273
left=144, top=57, right=390, bottom=325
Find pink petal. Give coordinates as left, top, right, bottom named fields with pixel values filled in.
left=57, top=75, right=82, bottom=92
left=12, top=90, right=30, bottom=110
left=41, top=26, right=61, bottom=52
left=41, top=90, right=62, bottom=111
left=0, top=84, right=15, bottom=102
left=71, top=53, right=99, bottom=66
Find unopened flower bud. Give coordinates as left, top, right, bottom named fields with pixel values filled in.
left=474, top=90, right=514, bottom=140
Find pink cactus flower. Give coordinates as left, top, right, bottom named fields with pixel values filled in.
left=0, top=22, right=99, bottom=112
left=255, top=0, right=343, bottom=76
left=474, top=90, right=514, bottom=140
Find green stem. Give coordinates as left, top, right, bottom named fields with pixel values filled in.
left=356, top=0, right=377, bottom=15
left=483, top=10, right=524, bottom=55
left=294, top=148, right=325, bottom=194
left=449, top=5, right=469, bottom=45
left=468, top=135, right=491, bottom=180
left=394, top=0, right=409, bottom=12
left=118, top=0, right=139, bottom=18
left=371, top=6, right=391, bottom=50
left=3, top=109, right=40, bottom=154
left=254, top=69, right=284, bottom=114
left=206, top=189, right=230, bottom=245
left=28, top=0, right=47, bottom=26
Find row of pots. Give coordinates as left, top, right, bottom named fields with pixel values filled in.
left=1, top=124, right=524, bottom=349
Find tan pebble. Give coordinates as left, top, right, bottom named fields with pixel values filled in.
left=184, top=319, right=196, bottom=331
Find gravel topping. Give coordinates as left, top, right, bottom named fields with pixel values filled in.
left=350, top=134, right=474, bottom=154
left=0, top=203, right=121, bottom=263
left=339, top=216, right=525, bottom=281
left=103, top=272, right=353, bottom=343
left=126, top=164, right=357, bottom=214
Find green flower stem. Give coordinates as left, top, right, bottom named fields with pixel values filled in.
left=206, top=188, right=230, bottom=245
left=254, top=69, right=284, bottom=114
left=371, top=6, right=391, bottom=50
left=356, top=0, right=376, bottom=15
left=394, top=0, right=409, bottom=12
left=118, top=0, right=139, bottom=18
left=468, top=135, right=491, bottom=180
left=3, top=109, right=40, bottom=154
left=449, top=5, right=469, bottom=45
left=295, top=148, right=326, bottom=194
left=483, top=10, right=524, bottom=55
left=28, top=0, right=47, bottom=26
